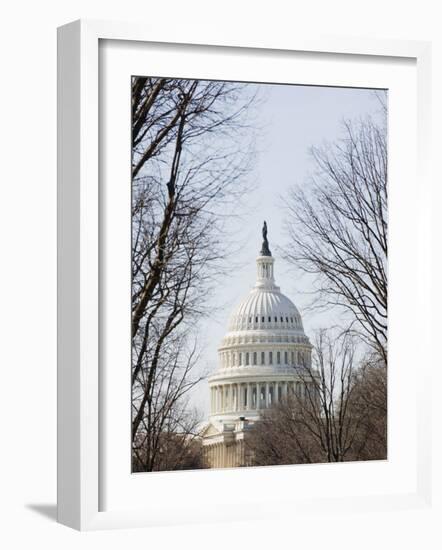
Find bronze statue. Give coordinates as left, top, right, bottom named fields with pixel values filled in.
left=262, top=221, right=267, bottom=241
left=260, top=221, right=271, bottom=256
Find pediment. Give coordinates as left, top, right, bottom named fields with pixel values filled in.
left=201, top=422, right=222, bottom=438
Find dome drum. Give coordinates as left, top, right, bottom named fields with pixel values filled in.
left=207, top=377, right=316, bottom=421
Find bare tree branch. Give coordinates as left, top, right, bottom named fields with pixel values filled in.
left=283, top=103, right=388, bottom=362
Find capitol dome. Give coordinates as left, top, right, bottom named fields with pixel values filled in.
left=227, top=273, right=304, bottom=333
left=202, top=222, right=314, bottom=468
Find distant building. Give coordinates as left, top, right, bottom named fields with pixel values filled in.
left=202, top=223, right=313, bottom=468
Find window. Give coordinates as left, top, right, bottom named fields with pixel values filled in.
left=277, top=351, right=281, bottom=364
left=269, top=351, right=273, bottom=364
left=253, top=351, right=257, bottom=365
left=255, top=316, right=258, bottom=323
left=274, top=316, right=278, bottom=322
left=284, top=351, right=288, bottom=364
left=280, top=316, right=283, bottom=322
left=245, top=352, right=249, bottom=366
left=261, top=351, right=265, bottom=364
left=286, top=317, right=289, bottom=323
left=291, top=351, right=295, bottom=364
left=268, top=316, right=271, bottom=322
left=238, top=353, right=242, bottom=366
left=262, top=316, right=265, bottom=323
left=290, top=317, right=293, bottom=323
left=249, top=317, right=252, bottom=323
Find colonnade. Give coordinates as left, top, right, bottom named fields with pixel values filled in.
left=205, top=439, right=246, bottom=468
left=210, top=380, right=307, bottom=414
left=218, top=349, right=311, bottom=369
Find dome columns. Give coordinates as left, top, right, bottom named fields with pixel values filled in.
left=218, top=346, right=312, bottom=369
left=209, top=379, right=314, bottom=415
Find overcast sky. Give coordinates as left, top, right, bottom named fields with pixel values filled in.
left=187, top=82, right=386, bottom=418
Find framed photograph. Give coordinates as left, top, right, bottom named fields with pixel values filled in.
left=57, top=19, right=432, bottom=530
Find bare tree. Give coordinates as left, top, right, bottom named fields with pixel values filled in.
left=346, top=355, right=387, bottom=460
left=132, top=330, right=205, bottom=471
left=131, top=77, right=257, bottom=471
left=297, top=330, right=362, bottom=462
left=250, top=329, right=386, bottom=465
left=284, top=106, right=387, bottom=363
left=249, top=398, right=324, bottom=466
left=132, top=400, right=206, bottom=472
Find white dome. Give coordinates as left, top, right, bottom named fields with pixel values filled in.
left=225, top=251, right=306, bottom=335
left=229, top=286, right=304, bottom=332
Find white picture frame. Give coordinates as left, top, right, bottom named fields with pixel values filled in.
left=57, top=19, right=433, bottom=531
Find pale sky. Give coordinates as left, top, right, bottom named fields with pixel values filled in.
left=188, top=82, right=386, bottom=418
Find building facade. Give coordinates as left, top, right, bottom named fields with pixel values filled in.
left=202, top=223, right=313, bottom=468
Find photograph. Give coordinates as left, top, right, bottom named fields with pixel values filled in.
left=131, top=76, right=388, bottom=472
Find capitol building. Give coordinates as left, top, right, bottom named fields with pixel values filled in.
left=202, top=223, right=313, bottom=468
